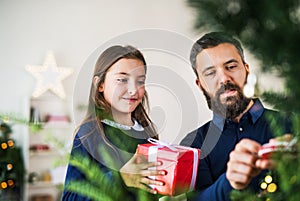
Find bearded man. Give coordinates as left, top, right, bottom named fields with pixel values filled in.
left=180, top=32, right=292, bottom=201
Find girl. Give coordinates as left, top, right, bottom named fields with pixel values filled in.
left=62, top=45, right=165, bottom=201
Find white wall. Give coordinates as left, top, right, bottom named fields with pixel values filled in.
left=0, top=0, right=212, bottom=145
left=0, top=0, right=284, bottom=146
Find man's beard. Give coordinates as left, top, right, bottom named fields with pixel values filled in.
left=202, top=82, right=251, bottom=120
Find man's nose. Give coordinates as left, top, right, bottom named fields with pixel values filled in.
left=218, top=69, right=231, bottom=85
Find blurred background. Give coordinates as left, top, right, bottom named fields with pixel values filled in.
left=0, top=0, right=203, bottom=143
left=0, top=0, right=292, bottom=200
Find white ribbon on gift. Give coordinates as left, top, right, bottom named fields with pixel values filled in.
left=147, top=138, right=177, bottom=151
left=147, top=138, right=199, bottom=191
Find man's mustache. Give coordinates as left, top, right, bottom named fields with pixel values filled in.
left=216, top=82, right=241, bottom=97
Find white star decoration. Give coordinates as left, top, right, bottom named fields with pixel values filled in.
left=25, top=51, right=73, bottom=99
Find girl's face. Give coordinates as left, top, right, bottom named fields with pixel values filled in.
left=99, top=58, right=146, bottom=116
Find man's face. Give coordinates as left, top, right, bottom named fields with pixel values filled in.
left=195, top=43, right=251, bottom=119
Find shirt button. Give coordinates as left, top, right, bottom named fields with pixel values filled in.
left=239, top=127, right=243, bottom=132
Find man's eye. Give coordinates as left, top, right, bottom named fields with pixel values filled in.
left=227, top=66, right=237, bottom=71
left=204, top=71, right=215, bottom=77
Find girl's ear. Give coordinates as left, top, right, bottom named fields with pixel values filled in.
left=93, top=76, right=104, bottom=92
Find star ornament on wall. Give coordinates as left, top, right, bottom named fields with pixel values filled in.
left=25, top=51, right=73, bottom=99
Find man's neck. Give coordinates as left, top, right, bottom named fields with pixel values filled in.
left=232, top=99, right=254, bottom=123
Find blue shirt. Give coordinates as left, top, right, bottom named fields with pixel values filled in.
left=180, top=99, right=291, bottom=201
left=62, top=121, right=160, bottom=201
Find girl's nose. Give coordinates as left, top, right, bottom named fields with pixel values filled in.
left=128, top=82, right=137, bottom=95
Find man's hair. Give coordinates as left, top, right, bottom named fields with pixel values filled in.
left=190, top=32, right=245, bottom=76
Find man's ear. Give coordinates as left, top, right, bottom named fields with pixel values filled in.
left=244, top=63, right=250, bottom=74
left=195, top=78, right=203, bottom=91
left=196, top=78, right=200, bottom=87
left=93, top=76, right=104, bottom=92
left=196, top=77, right=209, bottom=94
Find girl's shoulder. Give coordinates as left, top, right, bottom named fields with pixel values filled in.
left=76, top=120, right=99, bottom=138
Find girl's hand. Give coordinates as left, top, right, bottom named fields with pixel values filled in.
left=120, top=153, right=165, bottom=194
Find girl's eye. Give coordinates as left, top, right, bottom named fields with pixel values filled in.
left=117, top=78, right=128, bottom=83
left=137, top=80, right=145, bottom=85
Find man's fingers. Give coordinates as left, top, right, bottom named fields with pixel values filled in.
left=229, top=150, right=258, bottom=166
left=235, top=139, right=261, bottom=154
left=256, top=158, right=276, bottom=169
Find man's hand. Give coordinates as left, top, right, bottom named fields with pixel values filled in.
left=226, top=139, right=261, bottom=190
left=120, top=152, right=165, bottom=194
left=227, top=135, right=294, bottom=190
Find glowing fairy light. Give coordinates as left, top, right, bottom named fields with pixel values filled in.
left=265, top=175, right=273, bottom=184
left=260, top=182, right=268, bottom=189
left=260, top=174, right=277, bottom=193
left=267, top=183, right=277, bottom=193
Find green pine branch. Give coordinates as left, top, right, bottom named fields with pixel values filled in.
left=66, top=181, right=115, bottom=201
left=66, top=153, right=124, bottom=200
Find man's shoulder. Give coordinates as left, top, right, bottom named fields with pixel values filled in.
left=262, top=108, right=291, bottom=121
left=261, top=108, right=292, bottom=132
left=180, top=121, right=212, bottom=148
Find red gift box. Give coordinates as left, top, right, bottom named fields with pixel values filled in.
left=136, top=138, right=200, bottom=196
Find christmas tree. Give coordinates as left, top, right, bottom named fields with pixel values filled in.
left=0, top=121, right=25, bottom=201
left=186, top=0, right=300, bottom=200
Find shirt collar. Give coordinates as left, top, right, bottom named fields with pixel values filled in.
left=212, top=98, right=265, bottom=131
left=101, top=119, right=144, bottom=131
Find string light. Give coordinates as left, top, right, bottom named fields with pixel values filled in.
left=0, top=180, right=15, bottom=189
left=267, top=183, right=277, bottom=193
left=1, top=181, right=7, bottom=189
left=1, top=140, right=14, bottom=150
left=7, top=179, right=14, bottom=187
left=25, top=51, right=73, bottom=99
left=260, top=182, right=268, bottom=189
left=6, top=163, right=13, bottom=171
left=260, top=174, right=278, bottom=193
left=265, top=175, right=273, bottom=183
left=7, top=140, right=14, bottom=147
left=1, top=142, right=7, bottom=150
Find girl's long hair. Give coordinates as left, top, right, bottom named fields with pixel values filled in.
left=81, top=45, right=157, bottom=149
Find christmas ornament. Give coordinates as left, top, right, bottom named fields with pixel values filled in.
left=243, top=73, right=257, bottom=98
left=25, top=51, right=73, bottom=99
left=258, top=137, right=298, bottom=159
